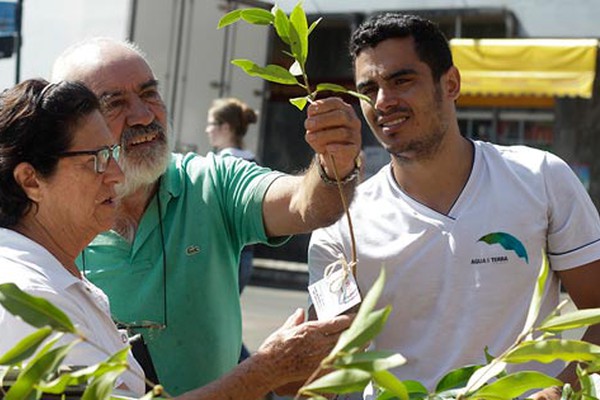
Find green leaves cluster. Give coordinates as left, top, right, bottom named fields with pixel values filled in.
left=0, top=283, right=156, bottom=400
left=297, top=254, right=600, bottom=400
left=218, top=2, right=371, bottom=110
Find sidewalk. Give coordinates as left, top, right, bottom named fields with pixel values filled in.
left=250, top=257, right=309, bottom=290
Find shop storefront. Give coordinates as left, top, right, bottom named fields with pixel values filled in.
left=452, top=38, right=598, bottom=190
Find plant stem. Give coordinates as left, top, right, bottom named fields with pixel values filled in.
left=302, top=68, right=358, bottom=277
left=328, top=153, right=357, bottom=273
left=293, top=358, right=333, bottom=400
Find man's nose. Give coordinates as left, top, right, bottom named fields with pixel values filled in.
left=375, top=87, right=399, bottom=113
left=126, top=95, right=154, bottom=127
left=105, top=156, right=125, bottom=184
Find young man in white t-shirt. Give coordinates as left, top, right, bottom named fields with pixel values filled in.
left=308, top=13, right=600, bottom=400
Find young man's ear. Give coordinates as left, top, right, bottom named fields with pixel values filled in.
left=444, top=65, right=461, bottom=101
left=13, top=162, right=43, bottom=202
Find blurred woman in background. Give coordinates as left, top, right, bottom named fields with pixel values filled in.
left=206, top=97, right=258, bottom=362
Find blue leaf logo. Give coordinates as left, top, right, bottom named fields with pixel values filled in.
left=478, top=232, right=529, bottom=263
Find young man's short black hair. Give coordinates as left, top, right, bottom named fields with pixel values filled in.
left=349, top=13, right=454, bottom=81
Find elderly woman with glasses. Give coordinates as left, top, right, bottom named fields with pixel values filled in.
left=0, top=78, right=145, bottom=393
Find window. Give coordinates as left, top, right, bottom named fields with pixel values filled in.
left=458, top=109, right=555, bottom=151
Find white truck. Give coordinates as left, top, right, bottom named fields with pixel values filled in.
left=129, top=0, right=271, bottom=156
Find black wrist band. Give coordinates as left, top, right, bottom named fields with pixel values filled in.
left=316, top=155, right=361, bottom=186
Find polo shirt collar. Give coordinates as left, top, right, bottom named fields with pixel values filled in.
left=160, top=153, right=185, bottom=200
left=0, top=228, right=80, bottom=291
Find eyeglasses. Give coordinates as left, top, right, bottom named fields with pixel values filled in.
left=58, top=144, right=121, bottom=174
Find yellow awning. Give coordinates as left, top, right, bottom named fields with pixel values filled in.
left=450, top=38, right=598, bottom=99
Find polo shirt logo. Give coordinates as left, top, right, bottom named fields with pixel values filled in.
left=186, top=245, right=200, bottom=256
left=477, top=232, right=529, bottom=264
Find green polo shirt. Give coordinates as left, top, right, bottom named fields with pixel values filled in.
left=77, top=152, right=285, bottom=395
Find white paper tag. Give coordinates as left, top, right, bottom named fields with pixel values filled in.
left=309, top=266, right=361, bottom=321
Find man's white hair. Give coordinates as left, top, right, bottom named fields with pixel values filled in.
left=51, top=37, right=149, bottom=82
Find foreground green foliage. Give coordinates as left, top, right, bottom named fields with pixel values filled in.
left=296, top=254, right=600, bottom=400
left=1, top=253, right=600, bottom=399
left=0, top=282, right=157, bottom=399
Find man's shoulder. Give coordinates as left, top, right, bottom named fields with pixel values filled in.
left=478, top=141, right=546, bottom=161
left=164, top=152, right=225, bottom=185
left=476, top=141, right=553, bottom=173
left=169, top=151, right=252, bottom=175
left=355, top=163, right=393, bottom=198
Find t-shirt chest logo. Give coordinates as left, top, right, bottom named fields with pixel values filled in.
left=472, top=232, right=529, bottom=265
left=186, top=245, right=200, bottom=256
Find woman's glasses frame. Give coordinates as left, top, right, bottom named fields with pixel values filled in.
left=58, top=144, right=121, bottom=174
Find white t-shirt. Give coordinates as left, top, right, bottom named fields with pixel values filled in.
left=0, top=228, right=145, bottom=395
left=309, top=141, right=600, bottom=393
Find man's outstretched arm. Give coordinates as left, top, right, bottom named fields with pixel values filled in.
left=262, top=97, right=362, bottom=237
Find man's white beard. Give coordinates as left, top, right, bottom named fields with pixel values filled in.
left=115, top=142, right=171, bottom=198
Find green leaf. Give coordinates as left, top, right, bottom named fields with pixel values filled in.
left=504, top=339, right=600, bottom=364
left=539, top=308, right=600, bottom=332
left=435, top=365, right=482, bottom=392
left=330, top=268, right=387, bottom=355
left=38, top=347, right=129, bottom=394
left=217, top=9, right=243, bottom=29
left=240, top=8, right=275, bottom=25
left=308, top=17, right=322, bottom=36
left=347, top=90, right=375, bottom=106
left=579, top=372, right=596, bottom=397
left=519, top=251, right=549, bottom=339
left=0, top=283, right=76, bottom=333
left=484, top=346, right=496, bottom=364
left=586, top=358, right=600, bottom=373
left=434, top=388, right=465, bottom=399
left=332, top=307, right=390, bottom=356
left=287, top=22, right=305, bottom=71
left=0, top=327, right=54, bottom=365
left=272, top=6, right=291, bottom=45
left=464, top=360, right=507, bottom=393
left=231, top=59, right=299, bottom=85
left=376, top=390, right=398, bottom=400
left=316, top=83, right=348, bottom=92
left=5, top=341, right=79, bottom=400
left=289, top=96, right=309, bottom=110
left=315, top=83, right=374, bottom=105
left=81, top=368, right=127, bottom=400
left=469, top=371, right=562, bottom=399
left=403, top=380, right=429, bottom=399
left=37, top=366, right=93, bottom=394
left=372, top=370, right=409, bottom=400
left=300, top=369, right=371, bottom=394
left=289, top=1, right=309, bottom=65
left=334, top=351, right=406, bottom=372
left=561, top=384, right=574, bottom=400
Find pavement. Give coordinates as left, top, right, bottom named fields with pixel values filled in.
left=241, top=260, right=310, bottom=400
